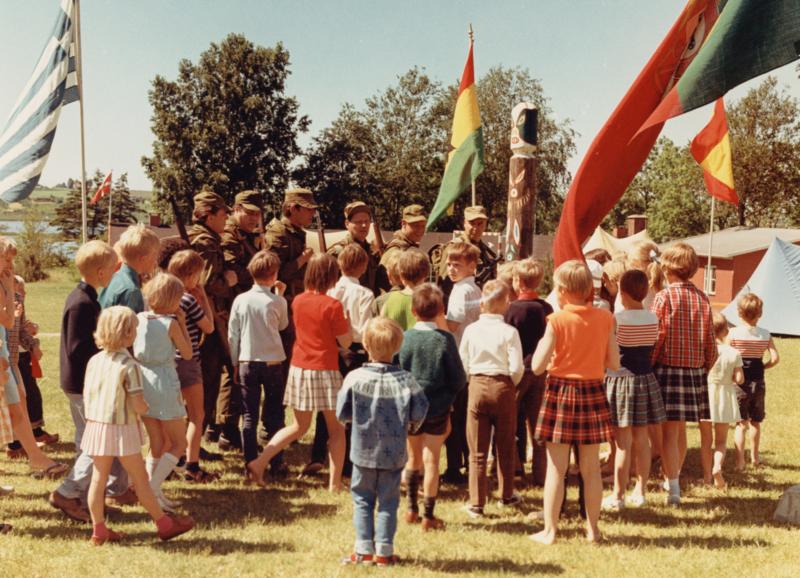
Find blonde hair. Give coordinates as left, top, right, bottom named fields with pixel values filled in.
left=603, top=259, right=627, bottom=285
left=363, top=317, right=404, bottom=361
left=712, top=311, right=729, bottom=339
left=553, top=260, right=593, bottom=300
left=337, top=243, right=369, bottom=277
left=94, top=306, right=138, bottom=351
left=481, top=279, right=510, bottom=314
left=382, top=250, right=402, bottom=286
left=737, top=292, right=763, bottom=324
left=304, top=253, right=340, bottom=292
left=446, top=241, right=480, bottom=265
left=75, top=240, right=118, bottom=276
left=660, top=242, right=698, bottom=280
left=398, top=249, right=430, bottom=286
left=115, top=223, right=160, bottom=263
left=497, top=261, right=517, bottom=300
left=167, top=249, right=204, bottom=281
left=248, top=250, right=281, bottom=281
left=411, top=283, right=443, bottom=320
left=0, top=236, right=17, bottom=257
left=627, top=240, right=664, bottom=292
left=514, top=258, right=544, bottom=290
left=143, top=272, right=184, bottom=313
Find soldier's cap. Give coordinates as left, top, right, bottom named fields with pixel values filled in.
left=234, top=190, right=263, bottom=212
left=402, top=204, right=427, bottom=223
left=284, top=188, right=319, bottom=209
left=344, top=201, right=370, bottom=220
left=465, top=205, right=488, bottom=221
left=193, top=190, right=231, bottom=213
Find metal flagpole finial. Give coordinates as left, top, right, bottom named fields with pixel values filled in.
left=468, top=23, right=474, bottom=43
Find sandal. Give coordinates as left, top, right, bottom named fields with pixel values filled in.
left=30, top=462, right=68, bottom=480
left=184, top=468, right=220, bottom=483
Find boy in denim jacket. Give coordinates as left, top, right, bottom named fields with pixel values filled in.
left=336, top=317, right=428, bottom=566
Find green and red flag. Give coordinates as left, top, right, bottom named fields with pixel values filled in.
left=427, top=36, right=484, bottom=230
left=690, top=98, right=738, bottom=205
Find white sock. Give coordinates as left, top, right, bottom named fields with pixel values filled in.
left=149, top=453, right=179, bottom=494
left=668, top=478, right=680, bottom=496
left=146, top=456, right=159, bottom=480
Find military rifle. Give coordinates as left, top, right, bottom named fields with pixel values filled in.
left=314, top=212, right=327, bottom=253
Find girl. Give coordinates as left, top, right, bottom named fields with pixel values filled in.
left=602, top=270, right=666, bottom=511
left=167, top=250, right=217, bottom=482
left=699, top=313, right=743, bottom=489
left=247, top=254, right=351, bottom=491
left=83, top=306, right=193, bottom=544
left=530, top=260, right=619, bottom=544
left=615, top=241, right=664, bottom=312
left=134, top=273, right=193, bottom=510
left=1, top=352, right=13, bottom=534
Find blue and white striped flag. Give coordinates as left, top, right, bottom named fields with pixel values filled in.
left=0, top=0, right=79, bottom=203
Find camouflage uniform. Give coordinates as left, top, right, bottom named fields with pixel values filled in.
left=222, top=190, right=264, bottom=296
left=436, top=231, right=499, bottom=290
left=378, top=204, right=427, bottom=269
left=263, top=216, right=309, bottom=305
left=327, top=233, right=389, bottom=297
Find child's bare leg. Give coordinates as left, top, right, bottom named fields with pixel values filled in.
left=87, top=456, right=113, bottom=526
left=749, top=422, right=761, bottom=465
left=323, top=409, right=345, bottom=492
left=160, top=421, right=174, bottom=458
left=661, top=421, right=682, bottom=480
left=530, top=442, right=569, bottom=545
left=118, top=454, right=164, bottom=521
left=8, top=398, right=55, bottom=469
left=631, top=426, right=651, bottom=499
left=422, top=430, right=448, bottom=499
left=648, top=423, right=663, bottom=464
left=712, top=423, right=729, bottom=489
left=734, top=421, right=747, bottom=469
left=249, top=410, right=312, bottom=476
left=162, top=419, right=188, bottom=459
left=183, top=384, right=204, bottom=464
left=143, top=417, right=165, bottom=458
left=612, top=426, right=632, bottom=501
left=578, top=444, right=603, bottom=543
left=698, top=421, right=713, bottom=484
left=677, top=424, right=688, bottom=473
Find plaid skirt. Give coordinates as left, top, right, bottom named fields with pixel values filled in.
left=284, top=366, right=343, bottom=411
left=654, top=365, right=710, bottom=422
left=605, top=372, right=667, bottom=427
left=535, top=376, right=612, bottom=445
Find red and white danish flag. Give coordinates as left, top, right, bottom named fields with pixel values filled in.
left=90, top=171, right=112, bottom=205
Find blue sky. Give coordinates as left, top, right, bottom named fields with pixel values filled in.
left=1, top=0, right=798, bottom=191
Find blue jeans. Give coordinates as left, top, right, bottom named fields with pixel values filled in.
left=351, top=465, right=403, bottom=557
left=239, top=362, right=285, bottom=464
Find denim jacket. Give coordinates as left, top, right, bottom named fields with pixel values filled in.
left=336, top=362, right=429, bottom=470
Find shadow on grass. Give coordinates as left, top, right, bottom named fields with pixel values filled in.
left=609, top=533, right=768, bottom=549
left=154, top=536, right=295, bottom=555
left=415, top=558, right=563, bottom=574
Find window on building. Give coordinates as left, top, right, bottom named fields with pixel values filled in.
left=704, top=265, right=717, bottom=296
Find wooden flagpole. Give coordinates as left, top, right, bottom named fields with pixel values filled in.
left=107, top=172, right=113, bottom=244
left=73, top=0, right=88, bottom=244
left=705, top=196, right=716, bottom=294
left=469, top=23, right=476, bottom=207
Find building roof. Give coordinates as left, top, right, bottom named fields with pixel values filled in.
left=661, top=227, right=800, bottom=259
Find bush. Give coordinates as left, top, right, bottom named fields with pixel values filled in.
left=14, top=212, right=70, bottom=282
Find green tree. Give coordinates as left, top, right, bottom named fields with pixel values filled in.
left=142, top=34, right=309, bottom=223
left=16, top=211, right=69, bottom=281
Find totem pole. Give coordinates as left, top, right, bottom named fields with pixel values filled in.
left=504, top=103, right=538, bottom=261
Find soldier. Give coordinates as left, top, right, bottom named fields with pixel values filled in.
left=434, top=205, right=499, bottom=295
left=379, top=204, right=427, bottom=268
left=222, top=190, right=264, bottom=296
left=187, top=191, right=239, bottom=450
left=327, top=201, right=389, bottom=296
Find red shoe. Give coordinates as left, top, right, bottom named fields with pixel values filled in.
left=375, top=555, right=400, bottom=567
left=341, top=553, right=374, bottom=565
left=90, top=528, right=126, bottom=545
left=157, top=513, right=195, bottom=541
left=421, top=516, right=445, bottom=531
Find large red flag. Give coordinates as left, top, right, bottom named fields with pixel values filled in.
left=552, top=0, right=719, bottom=266
left=690, top=98, right=738, bottom=205
left=90, top=171, right=112, bottom=205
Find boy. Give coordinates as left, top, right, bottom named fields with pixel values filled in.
left=228, top=251, right=289, bottom=473
left=459, top=280, right=524, bottom=517
left=445, top=241, right=482, bottom=346
left=728, top=293, right=779, bottom=469
left=398, top=283, right=466, bottom=530
left=505, top=259, right=553, bottom=486
left=337, top=317, right=429, bottom=566
left=380, top=249, right=430, bottom=330
left=49, top=240, right=119, bottom=522
left=99, top=223, right=161, bottom=312
left=371, top=250, right=402, bottom=317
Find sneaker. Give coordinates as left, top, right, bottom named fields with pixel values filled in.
left=627, top=494, right=647, bottom=508
left=404, top=511, right=421, bottom=524
left=157, top=513, right=195, bottom=541
left=375, top=555, right=400, bottom=567
left=666, top=493, right=681, bottom=506
left=601, top=495, right=624, bottom=512
left=498, top=492, right=523, bottom=508
left=463, top=504, right=484, bottom=519
left=0, top=485, right=14, bottom=497
left=341, top=553, right=374, bottom=565
left=49, top=491, right=91, bottom=523
left=421, top=516, right=445, bottom=531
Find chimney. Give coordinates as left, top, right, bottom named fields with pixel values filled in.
left=626, top=214, right=647, bottom=236
left=149, top=214, right=162, bottom=227
left=614, top=226, right=628, bottom=238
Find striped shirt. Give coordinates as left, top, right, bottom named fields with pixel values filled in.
left=728, top=325, right=771, bottom=359
left=83, top=350, right=144, bottom=425
left=651, top=282, right=717, bottom=370
left=176, top=293, right=205, bottom=360
left=613, top=309, right=659, bottom=375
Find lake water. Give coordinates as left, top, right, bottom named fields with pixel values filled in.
left=0, top=220, right=60, bottom=235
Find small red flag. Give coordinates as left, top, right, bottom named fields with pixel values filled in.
left=90, top=171, right=112, bottom=205
left=690, top=98, right=738, bottom=205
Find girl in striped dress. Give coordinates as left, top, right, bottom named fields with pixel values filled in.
left=603, top=270, right=666, bottom=511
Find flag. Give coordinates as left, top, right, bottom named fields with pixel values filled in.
left=552, top=0, right=720, bottom=265
left=641, top=0, right=800, bottom=131
left=427, top=36, right=485, bottom=230
left=90, top=171, right=112, bottom=205
left=0, top=0, right=80, bottom=203
left=690, top=99, right=738, bottom=205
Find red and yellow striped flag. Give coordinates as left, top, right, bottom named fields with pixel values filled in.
left=427, top=36, right=485, bottom=230
left=690, top=98, right=738, bottom=205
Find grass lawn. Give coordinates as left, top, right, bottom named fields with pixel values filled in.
left=1, top=269, right=799, bottom=576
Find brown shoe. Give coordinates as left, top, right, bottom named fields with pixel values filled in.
left=35, top=431, right=60, bottom=446
left=404, top=511, right=421, bottom=524
left=105, top=487, right=138, bottom=507
left=421, top=516, right=446, bottom=531
left=6, top=447, right=27, bottom=460
left=157, top=513, right=195, bottom=541
left=49, top=491, right=91, bottom=523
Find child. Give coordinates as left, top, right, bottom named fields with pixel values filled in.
left=587, top=260, right=611, bottom=311
left=247, top=254, right=351, bottom=491
left=460, top=280, right=524, bottom=517
left=99, top=223, right=161, bottom=312
left=1, top=353, right=12, bottom=533
left=615, top=241, right=663, bottom=312
left=228, top=251, right=289, bottom=473
left=329, top=243, right=375, bottom=371
left=505, top=258, right=553, bottom=486
left=699, top=313, right=743, bottom=490
left=134, top=273, right=193, bottom=511
left=651, top=242, right=716, bottom=506
left=83, top=306, right=194, bottom=544
left=602, top=270, right=666, bottom=510
left=167, top=250, right=216, bottom=482
left=371, top=250, right=402, bottom=318
left=381, top=249, right=430, bottom=330
left=398, top=283, right=466, bottom=530
left=50, top=241, right=118, bottom=522
left=496, top=261, right=518, bottom=302
left=728, top=293, right=779, bottom=469
left=445, top=241, right=482, bottom=345
left=531, top=260, right=619, bottom=544
left=337, top=317, right=429, bottom=565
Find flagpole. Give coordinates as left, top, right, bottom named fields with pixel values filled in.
left=469, top=23, right=476, bottom=208
left=107, top=175, right=113, bottom=244
left=73, top=0, right=88, bottom=244
left=705, top=196, right=716, bottom=294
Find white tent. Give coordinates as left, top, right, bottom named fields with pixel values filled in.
left=722, top=238, right=800, bottom=336
left=582, top=227, right=653, bottom=255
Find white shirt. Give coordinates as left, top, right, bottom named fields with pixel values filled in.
left=459, top=313, right=524, bottom=385
left=228, top=284, right=289, bottom=363
left=708, top=342, right=743, bottom=387
left=446, top=275, right=482, bottom=345
left=328, top=275, right=375, bottom=343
